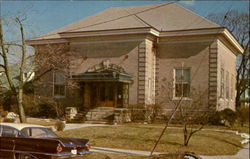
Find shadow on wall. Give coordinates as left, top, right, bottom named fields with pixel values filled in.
left=158, top=41, right=213, bottom=58
left=71, top=41, right=141, bottom=58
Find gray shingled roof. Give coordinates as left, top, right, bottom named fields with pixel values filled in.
left=33, top=3, right=220, bottom=40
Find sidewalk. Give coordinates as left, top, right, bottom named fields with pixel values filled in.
left=91, top=144, right=249, bottom=159
left=91, top=146, right=162, bottom=156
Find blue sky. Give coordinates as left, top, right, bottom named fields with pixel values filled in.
left=1, top=0, right=249, bottom=40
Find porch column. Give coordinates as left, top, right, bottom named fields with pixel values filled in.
left=83, top=83, right=91, bottom=108
left=114, top=83, right=118, bottom=107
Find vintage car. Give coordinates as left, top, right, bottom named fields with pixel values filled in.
left=0, top=123, right=91, bottom=159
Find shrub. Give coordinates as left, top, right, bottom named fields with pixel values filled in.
left=54, top=120, right=65, bottom=131
left=3, top=118, right=16, bottom=123
left=208, top=111, right=223, bottom=125
left=208, top=109, right=237, bottom=127
left=220, top=108, right=237, bottom=127
left=236, top=106, right=249, bottom=126
left=34, top=104, right=57, bottom=118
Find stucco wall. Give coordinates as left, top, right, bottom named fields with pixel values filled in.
left=217, top=39, right=237, bottom=111
left=157, top=38, right=213, bottom=111
left=69, top=38, right=142, bottom=105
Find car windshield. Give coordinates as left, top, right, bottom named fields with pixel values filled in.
left=21, top=127, right=58, bottom=138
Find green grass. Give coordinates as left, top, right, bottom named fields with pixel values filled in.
left=57, top=125, right=245, bottom=156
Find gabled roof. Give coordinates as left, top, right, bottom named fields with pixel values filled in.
left=32, top=3, right=220, bottom=41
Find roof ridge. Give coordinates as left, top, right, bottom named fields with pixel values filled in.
left=64, top=2, right=172, bottom=33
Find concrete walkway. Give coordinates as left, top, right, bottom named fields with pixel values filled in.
left=64, top=123, right=111, bottom=130
left=91, top=145, right=249, bottom=159
left=91, top=146, right=162, bottom=156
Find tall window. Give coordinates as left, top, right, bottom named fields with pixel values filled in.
left=53, top=71, right=66, bottom=97
left=226, top=71, right=229, bottom=99
left=174, top=69, right=190, bottom=98
left=220, top=68, right=224, bottom=98
left=231, top=75, right=234, bottom=99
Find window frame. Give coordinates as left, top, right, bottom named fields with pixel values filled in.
left=220, top=67, right=225, bottom=98
left=53, top=70, right=66, bottom=98
left=173, top=68, right=191, bottom=100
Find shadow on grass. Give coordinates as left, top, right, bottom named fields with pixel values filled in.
left=198, top=133, right=243, bottom=149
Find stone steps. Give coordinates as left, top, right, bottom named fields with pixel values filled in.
left=86, top=107, right=114, bottom=121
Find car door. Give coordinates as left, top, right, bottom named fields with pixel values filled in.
left=0, top=125, right=19, bottom=159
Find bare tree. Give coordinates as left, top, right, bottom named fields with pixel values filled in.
left=151, top=68, right=210, bottom=154
left=0, top=15, right=83, bottom=122
left=207, top=10, right=249, bottom=107
left=0, top=16, right=28, bottom=122
left=178, top=89, right=209, bottom=146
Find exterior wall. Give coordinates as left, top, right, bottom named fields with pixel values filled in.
left=137, top=38, right=156, bottom=105
left=33, top=34, right=238, bottom=112
left=208, top=41, right=218, bottom=111
left=68, top=35, right=144, bottom=105
left=157, top=36, right=214, bottom=111
left=217, top=39, right=237, bottom=111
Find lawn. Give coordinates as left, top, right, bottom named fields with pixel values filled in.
left=57, top=125, right=245, bottom=156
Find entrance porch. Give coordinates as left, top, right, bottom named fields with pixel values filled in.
left=71, top=62, right=133, bottom=122
left=81, top=82, right=129, bottom=109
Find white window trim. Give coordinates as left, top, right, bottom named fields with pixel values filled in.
left=173, top=68, right=191, bottom=100
left=53, top=70, right=66, bottom=98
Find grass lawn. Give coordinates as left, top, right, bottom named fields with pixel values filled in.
left=57, top=125, right=245, bottom=156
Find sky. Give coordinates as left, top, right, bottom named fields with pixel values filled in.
left=0, top=0, right=249, bottom=40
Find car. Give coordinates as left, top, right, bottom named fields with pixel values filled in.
left=0, top=123, right=91, bottom=159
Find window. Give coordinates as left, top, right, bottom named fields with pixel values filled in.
left=174, top=69, right=190, bottom=98
left=0, top=126, right=18, bottom=137
left=21, top=128, right=58, bottom=138
left=226, top=71, right=229, bottom=99
left=231, top=75, right=234, bottom=99
left=53, top=71, right=66, bottom=97
left=220, top=68, right=224, bottom=98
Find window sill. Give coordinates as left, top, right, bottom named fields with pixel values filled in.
left=53, top=95, right=66, bottom=99
left=172, top=97, right=192, bottom=101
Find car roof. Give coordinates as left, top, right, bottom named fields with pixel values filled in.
left=0, top=123, right=45, bottom=131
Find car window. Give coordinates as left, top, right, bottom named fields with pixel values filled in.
left=0, top=126, right=18, bottom=137
left=21, top=127, right=58, bottom=138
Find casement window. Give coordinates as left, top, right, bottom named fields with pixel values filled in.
left=53, top=71, right=66, bottom=98
left=220, top=68, right=224, bottom=98
left=174, top=68, right=191, bottom=98
left=226, top=71, right=229, bottom=99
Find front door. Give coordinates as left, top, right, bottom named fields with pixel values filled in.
left=99, top=82, right=115, bottom=107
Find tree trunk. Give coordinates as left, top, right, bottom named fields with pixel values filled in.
left=16, top=18, right=27, bottom=123
left=17, top=89, right=26, bottom=123
left=183, top=124, right=188, bottom=146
